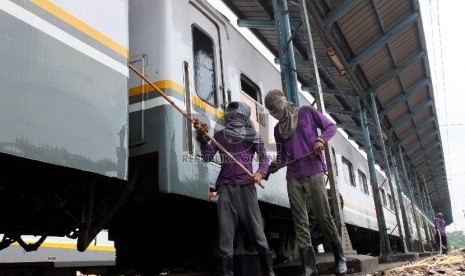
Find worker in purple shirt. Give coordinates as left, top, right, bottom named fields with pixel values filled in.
left=195, top=101, right=275, bottom=276
left=264, top=89, right=346, bottom=276
left=434, top=212, right=448, bottom=254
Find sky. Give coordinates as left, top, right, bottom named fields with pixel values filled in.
left=421, top=0, right=465, bottom=231
left=208, top=0, right=465, bottom=232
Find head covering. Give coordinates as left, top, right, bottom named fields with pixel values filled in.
left=264, top=89, right=299, bottom=139
left=222, top=101, right=260, bottom=143
left=436, top=213, right=443, bottom=218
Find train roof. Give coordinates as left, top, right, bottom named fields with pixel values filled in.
left=219, top=0, right=452, bottom=223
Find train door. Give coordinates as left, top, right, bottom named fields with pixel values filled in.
left=187, top=2, right=225, bottom=126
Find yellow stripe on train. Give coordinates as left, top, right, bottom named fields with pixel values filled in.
left=13, top=241, right=115, bottom=252
left=30, top=0, right=129, bottom=58
left=129, top=79, right=224, bottom=119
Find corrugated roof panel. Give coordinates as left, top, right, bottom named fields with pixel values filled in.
left=399, top=62, right=425, bottom=90
left=402, top=132, right=418, bottom=146
left=407, top=88, right=429, bottom=109
left=338, top=0, right=381, bottom=54
left=360, top=46, right=394, bottom=84
left=418, top=124, right=439, bottom=137
left=390, top=102, right=410, bottom=122
left=376, top=79, right=402, bottom=107
left=327, top=0, right=345, bottom=9
left=393, top=113, right=412, bottom=130
left=423, top=137, right=438, bottom=148
left=415, top=108, right=432, bottom=123
left=390, top=25, right=422, bottom=63
left=377, top=0, right=413, bottom=31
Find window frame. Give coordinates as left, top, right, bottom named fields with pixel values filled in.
left=341, top=156, right=356, bottom=187
left=357, top=169, right=369, bottom=195
left=191, top=24, right=218, bottom=107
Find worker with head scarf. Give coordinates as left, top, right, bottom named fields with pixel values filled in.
left=195, top=101, right=275, bottom=276
left=264, top=89, right=346, bottom=276
left=434, top=212, right=448, bottom=254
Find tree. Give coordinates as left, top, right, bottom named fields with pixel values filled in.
left=447, top=230, right=465, bottom=250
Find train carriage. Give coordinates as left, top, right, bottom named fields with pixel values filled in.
left=0, top=0, right=129, bottom=250
left=109, top=0, right=291, bottom=272
left=0, top=0, right=436, bottom=274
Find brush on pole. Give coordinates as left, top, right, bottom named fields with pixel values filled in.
left=128, top=64, right=264, bottom=188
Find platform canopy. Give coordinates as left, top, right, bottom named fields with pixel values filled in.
left=220, top=0, right=452, bottom=223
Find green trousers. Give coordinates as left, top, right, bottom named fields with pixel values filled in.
left=287, top=172, right=340, bottom=248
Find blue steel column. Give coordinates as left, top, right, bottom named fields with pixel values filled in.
left=420, top=177, right=434, bottom=220
left=370, top=93, right=407, bottom=253
left=397, top=145, right=424, bottom=251
left=297, top=0, right=350, bottom=251
left=359, top=101, right=390, bottom=254
left=421, top=176, right=436, bottom=243
left=408, top=179, right=424, bottom=252
left=297, top=0, right=323, bottom=111
left=419, top=177, right=434, bottom=251
left=388, top=146, right=413, bottom=251
left=272, top=0, right=300, bottom=105
left=422, top=176, right=434, bottom=226
left=413, top=175, right=431, bottom=250
left=421, top=176, right=435, bottom=219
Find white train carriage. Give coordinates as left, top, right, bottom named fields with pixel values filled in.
left=109, top=0, right=288, bottom=273
left=329, top=129, right=433, bottom=253
left=0, top=0, right=128, bottom=266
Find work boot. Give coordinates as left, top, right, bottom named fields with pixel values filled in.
left=221, top=256, right=233, bottom=276
left=330, top=241, right=347, bottom=275
left=298, top=246, right=318, bottom=276
left=258, top=251, right=276, bottom=276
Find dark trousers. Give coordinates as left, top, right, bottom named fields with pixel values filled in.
left=217, top=184, right=270, bottom=258
left=435, top=233, right=448, bottom=253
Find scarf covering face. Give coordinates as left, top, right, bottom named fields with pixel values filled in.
left=223, top=101, right=261, bottom=143
left=264, top=89, right=298, bottom=139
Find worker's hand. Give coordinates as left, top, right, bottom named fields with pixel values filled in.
left=193, top=119, right=209, bottom=136
left=264, top=161, right=280, bottom=181
left=313, top=138, right=325, bottom=154
left=250, top=172, right=263, bottom=183
left=268, top=161, right=280, bottom=174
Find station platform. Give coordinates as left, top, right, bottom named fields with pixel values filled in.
left=272, top=251, right=438, bottom=275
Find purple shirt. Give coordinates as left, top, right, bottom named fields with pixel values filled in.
left=435, top=217, right=446, bottom=236
left=274, top=106, right=337, bottom=180
left=200, top=130, right=269, bottom=186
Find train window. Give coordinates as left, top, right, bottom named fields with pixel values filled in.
left=239, top=74, right=266, bottom=127
left=341, top=157, right=356, bottom=187
left=192, top=25, right=217, bottom=106
left=240, top=74, right=262, bottom=104
left=357, top=170, right=369, bottom=195
left=387, top=194, right=394, bottom=210
left=380, top=188, right=387, bottom=206
left=331, top=147, right=338, bottom=176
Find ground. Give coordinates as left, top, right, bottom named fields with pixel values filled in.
left=367, top=249, right=465, bottom=275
